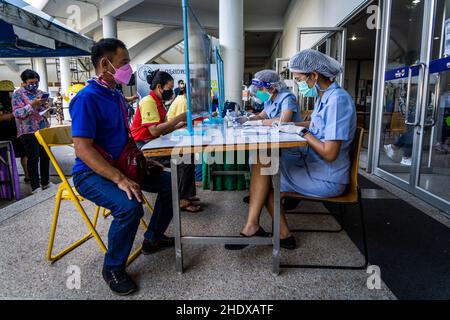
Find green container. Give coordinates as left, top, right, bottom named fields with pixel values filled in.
left=202, top=151, right=250, bottom=191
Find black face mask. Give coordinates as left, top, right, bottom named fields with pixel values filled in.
left=162, top=88, right=174, bottom=101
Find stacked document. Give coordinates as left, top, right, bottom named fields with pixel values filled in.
left=240, top=127, right=273, bottom=136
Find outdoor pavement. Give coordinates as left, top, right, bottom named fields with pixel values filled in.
left=0, top=186, right=396, bottom=300
left=1, top=130, right=449, bottom=300
left=0, top=139, right=398, bottom=300
left=0, top=143, right=397, bottom=300
left=0, top=141, right=396, bottom=300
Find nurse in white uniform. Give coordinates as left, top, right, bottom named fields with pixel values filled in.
left=226, top=50, right=356, bottom=251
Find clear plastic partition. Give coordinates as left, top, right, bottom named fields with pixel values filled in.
left=183, top=0, right=212, bottom=133
left=215, top=46, right=225, bottom=121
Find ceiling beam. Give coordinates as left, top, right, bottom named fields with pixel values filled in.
left=119, top=4, right=284, bottom=32
left=99, top=0, right=145, bottom=18
left=25, top=0, right=49, bottom=11
left=245, top=15, right=284, bottom=32
left=128, top=26, right=169, bottom=60
left=131, top=28, right=184, bottom=67
left=2, top=60, right=20, bottom=73
left=78, top=0, right=144, bottom=34
left=0, top=2, right=94, bottom=53
left=119, top=3, right=218, bottom=29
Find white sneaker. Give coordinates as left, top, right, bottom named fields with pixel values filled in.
left=41, top=182, right=56, bottom=191
left=435, top=143, right=446, bottom=153
left=384, top=144, right=398, bottom=161
left=400, top=157, right=412, bottom=166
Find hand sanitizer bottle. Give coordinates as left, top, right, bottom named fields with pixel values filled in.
left=226, top=110, right=233, bottom=127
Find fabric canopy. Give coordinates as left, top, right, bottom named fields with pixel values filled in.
left=0, top=0, right=94, bottom=58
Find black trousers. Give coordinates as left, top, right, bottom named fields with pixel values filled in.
left=20, top=133, right=50, bottom=191
left=177, top=163, right=196, bottom=200
left=150, top=158, right=197, bottom=200
left=137, top=141, right=196, bottom=200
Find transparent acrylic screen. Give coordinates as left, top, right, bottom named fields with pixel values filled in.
left=186, top=6, right=211, bottom=117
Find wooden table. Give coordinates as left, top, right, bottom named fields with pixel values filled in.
left=142, top=125, right=308, bottom=275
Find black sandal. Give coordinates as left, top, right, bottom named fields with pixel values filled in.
left=225, top=227, right=271, bottom=251
left=280, top=236, right=297, bottom=250
left=180, top=204, right=203, bottom=213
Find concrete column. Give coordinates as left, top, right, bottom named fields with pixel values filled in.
left=219, top=0, right=244, bottom=106
left=32, top=58, right=48, bottom=93
left=59, top=57, right=72, bottom=121
left=103, top=15, right=118, bottom=39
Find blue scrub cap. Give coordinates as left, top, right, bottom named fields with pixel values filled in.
left=253, top=69, right=286, bottom=91
left=289, top=49, right=344, bottom=79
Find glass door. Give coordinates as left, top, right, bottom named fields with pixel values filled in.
left=297, top=27, right=347, bottom=87
left=416, top=0, right=450, bottom=212
left=375, top=0, right=426, bottom=184
left=373, top=0, right=450, bottom=214
left=297, top=28, right=347, bottom=112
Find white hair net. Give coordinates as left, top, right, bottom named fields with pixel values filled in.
left=289, top=49, right=344, bottom=79
left=253, top=69, right=287, bottom=92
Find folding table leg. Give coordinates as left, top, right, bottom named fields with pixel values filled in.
left=272, top=170, right=281, bottom=276
left=171, top=157, right=183, bottom=274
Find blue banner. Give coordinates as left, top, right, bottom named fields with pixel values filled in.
left=385, top=56, right=450, bottom=81
left=429, top=56, right=450, bottom=74
left=384, top=66, right=419, bottom=81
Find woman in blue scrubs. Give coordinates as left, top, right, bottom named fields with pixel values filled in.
left=226, top=50, right=356, bottom=251
left=242, top=70, right=302, bottom=125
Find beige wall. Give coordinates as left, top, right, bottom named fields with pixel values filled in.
left=277, top=0, right=369, bottom=62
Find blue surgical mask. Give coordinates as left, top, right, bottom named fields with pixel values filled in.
left=297, top=80, right=318, bottom=98
left=256, top=91, right=271, bottom=102
left=25, top=83, right=39, bottom=92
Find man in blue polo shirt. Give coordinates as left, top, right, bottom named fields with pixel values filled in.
left=71, top=39, right=174, bottom=296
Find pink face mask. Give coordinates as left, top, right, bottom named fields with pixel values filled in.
left=108, top=60, right=133, bottom=85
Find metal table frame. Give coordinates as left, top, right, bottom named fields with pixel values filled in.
left=170, top=156, right=281, bottom=275
left=143, top=129, right=307, bottom=275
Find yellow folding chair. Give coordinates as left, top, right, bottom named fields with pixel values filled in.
left=35, top=125, right=154, bottom=266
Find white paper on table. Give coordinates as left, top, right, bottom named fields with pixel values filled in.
left=241, top=127, right=272, bottom=136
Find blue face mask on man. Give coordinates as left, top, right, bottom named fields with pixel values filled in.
left=297, top=80, right=319, bottom=98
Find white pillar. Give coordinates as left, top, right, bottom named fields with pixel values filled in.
left=60, top=57, right=72, bottom=121
left=103, top=15, right=118, bottom=39
left=219, top=0, right=244, bottom=106
left=32, top=58, right=48, bottom=93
